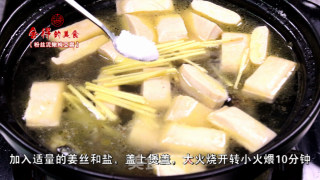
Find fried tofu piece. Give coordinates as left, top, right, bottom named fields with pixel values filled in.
left=153, top=153, right=206, bottom=176
left=164, top=95, right=212, bottom=127
left=156, top=14, right=188, bottom=43
left=191, top=0, right=241, bottom=25
left=24, top=82, right=65, bottom=127
left=142, top=68, right=171, bottom=109
left=179, top=64, right=228, bottom=109
left=220, top=33, right=250, bottom=75
left=182, top=11, right=222, bottom=41
left=52, top=35, right=108, bottom=65
left=243, top=56, right=297, bottom=103
left=208, top=106, right=277, bottom=152
left=127, top=114, right=161, bottom=152
left=250, top=26, right=269, bottom=65
left=98, top=41, right=124, bottom=63
left=116, top=0, right=174, bottom=15
left=49, top=19, right=104, bottom=43
left=160, top=123, right=227, bottom=154
left=122, top=14, right=155, bottom=41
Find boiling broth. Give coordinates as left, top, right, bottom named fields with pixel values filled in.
left=11, top=0, right=299, bottom=177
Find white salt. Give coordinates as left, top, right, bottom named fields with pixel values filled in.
left=114, top=30, right=159, bottom=61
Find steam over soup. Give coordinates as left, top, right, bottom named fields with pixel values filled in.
left=12, top=0, right=299, bottom=177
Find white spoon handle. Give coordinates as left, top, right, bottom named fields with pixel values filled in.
left=64, top=0, right=116, bottom=41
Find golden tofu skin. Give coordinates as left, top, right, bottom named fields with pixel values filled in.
left=179, top=64, right=228, bottom=109
left=122, top=14, right=155, bottom=41
left=153, top=153, right=206, bottom=176
left=156, top=14, right=188, bottom=43
left=24, top=82, right=65, bottom=127
left=98, top=41, right=124, bottom=63
left=250, top=26, right=269, bottom=65
left=142, top=68, right=172, bottom=109
left=52, top=35, right=109, bottom=65
left=127, top=114, right=161, bottom=152
left=191, top=0, right=241, bottom=25
left=182, top=10, right=222, bottom=41
left=116, top=0, right=174, bottom=15
left=220, top=33, right=250, bottom=75
left=243, top=56, right=297, bottom=103
left=165, top=95, right=212, bottom=127
left=161, top=123, right=228, bottom=154
left=208, top=106, right=277, bottom=152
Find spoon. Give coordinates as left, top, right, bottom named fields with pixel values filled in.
left=64, top=0, right=159, bottom=62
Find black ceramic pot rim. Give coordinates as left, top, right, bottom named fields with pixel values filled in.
left=0, top=0, right=319, bottom=179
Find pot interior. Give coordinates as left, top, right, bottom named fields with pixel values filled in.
left=0, top=0, right=319, bottom=179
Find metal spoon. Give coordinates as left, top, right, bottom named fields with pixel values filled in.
left=64, top=0, right=159, bottom=61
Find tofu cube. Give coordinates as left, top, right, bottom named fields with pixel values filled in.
left=250, top=26, right=270, bottom=65
left=243, top=56, right=297, bottom=103
left=127, top=114, right=161, bottom=152
left=156, top=14, right=188, bottom=43
left=208, top=106, right=277, bottom=152
left=98, top=41, right=124, bottom=63
left=116, top=0, right=174, bottom=15
left=24, top=82, right=65, bottom=127
left=52, top=35, right=109, bottom=65
left=160, top=123, right=227, bottom=154
left=142, top=68, right=172, bottom=109
left=153, top=153, right=206, bottom=176
left=49, top=19, right=104, bottom=43
left=220, top=33, right=250, bottom=75
left=164, top=95, right=212, bottom=127
left=182, top=11, right=222, bottom=41
left=179, top=64, right=228, bottom=109
left=122, top=14, right=155, bottom=41
left=191, top=0, right=241, bottom=25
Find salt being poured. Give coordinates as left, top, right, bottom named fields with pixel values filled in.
left=114, top=30, right=159, bottom=61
